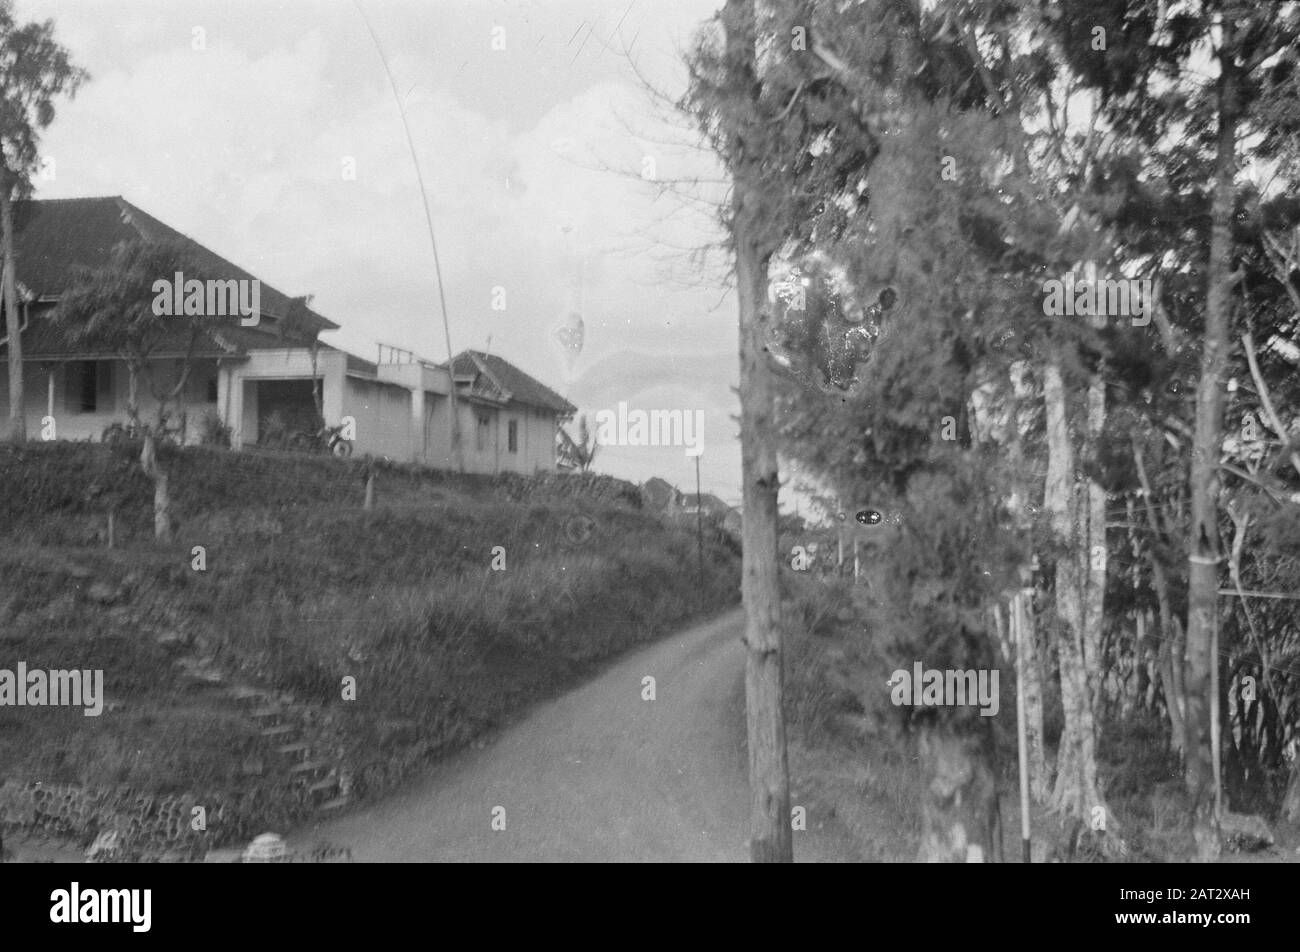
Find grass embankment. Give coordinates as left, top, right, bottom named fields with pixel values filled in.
left=0, top=442, right=739, bottom=858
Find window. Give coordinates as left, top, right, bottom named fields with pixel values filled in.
left=476, top=413, right=490, bottom=452
left=507, top=419, right=518, bottom=453
left=65, top=360, right=110, bottom=413
left=206, top=376, right=218, bottom=403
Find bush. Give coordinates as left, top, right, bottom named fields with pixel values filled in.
left=196, top=409, right=232, bottom=448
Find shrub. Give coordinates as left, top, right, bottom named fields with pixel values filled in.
left=196, top=409, right=232, bottom=448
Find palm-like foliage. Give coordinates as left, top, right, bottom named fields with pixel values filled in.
left=52, top=238, right=214, bottom=429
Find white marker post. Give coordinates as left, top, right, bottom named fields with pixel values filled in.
left=1014, top=588, right=1032, bottom=862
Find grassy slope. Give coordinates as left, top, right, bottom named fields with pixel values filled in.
left=0, top=443, right=739, bottom=857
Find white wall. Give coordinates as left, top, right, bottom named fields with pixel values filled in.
left=343, top=376, right=412, bottom=459
left=3, top=348, right=563, bottom=472
left=222, top=348, right=348, bottom=447
left=0, top=357, right=219, bottom=443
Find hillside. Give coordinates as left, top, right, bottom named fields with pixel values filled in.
left=0, top=443, right=739, bottom=861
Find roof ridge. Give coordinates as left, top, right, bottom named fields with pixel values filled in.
left=482, top=350, right=573, bottom=413
left=468, top=351, right=510, bottom=399
left=14, top=194, right=123, bottom=203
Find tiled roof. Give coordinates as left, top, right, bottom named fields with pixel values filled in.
left=16, top=304, right=330, bottom=360
left=9, top=196, right=337, bottom=332
left=445, top=350, right=576, bottom=414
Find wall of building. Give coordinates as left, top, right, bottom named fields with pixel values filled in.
left=343, top=375, right=413, bottom=460
left=421, top=391, right=454, bottom=469
left=3, top=347, right=562, bottom=474
left=0, top=357, right=219, bottom=444
left=498, top=404, right=560, bottom=474
left=221, top=349, right=348, bottom=448
left=419, top=397, right=557, bottom=473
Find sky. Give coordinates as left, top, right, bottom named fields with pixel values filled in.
left=18, top=0, right=771, bottom=506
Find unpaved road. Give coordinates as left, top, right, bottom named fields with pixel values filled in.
left=292, top=609, right=850, bottom=862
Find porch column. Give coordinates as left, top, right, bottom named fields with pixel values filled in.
left=321, top=353, right=344, bottom=426
left=222, top=364, right=246, bottom=448
left=411, top=386, right=425, bottom=462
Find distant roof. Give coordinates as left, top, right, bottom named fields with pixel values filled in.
left=10, top=196, right=336, bottom=332
left=445, top=350, right=576, bottom=414
left=682, top=492, right=731, bottom=513
left=641, top=477, right=681, bottom=510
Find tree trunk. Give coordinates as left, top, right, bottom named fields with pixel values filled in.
left=1043, top=360, right=1108, bottom=825
left=723, top=0, right=791, bottom=864
left=1083, top=376, right=1107, bottom=715
left=1014, top=589, right=1050, bottom=801
left=1007, top=383, right=1049, bottom=800
left=1283, top=759, right=1300, bottom=824
left=1185, top=20, right=1238, bottom=861
left=2, top=177, right=23, bottom=442
left=917, top=725, right=1002, bottom=862
left=1127, top=498, right=1154, bottom=715
left=126, top=360, right=141, bottom=428
left=735, top=212, right=791, bottom=863
left=140, top=432, right=172, bottom=542
left=1133, top=438, right=1186, bottom=755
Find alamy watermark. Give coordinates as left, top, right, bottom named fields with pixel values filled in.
left=0, top=663, right=104, bottom=716
left=594, top=402, right=704, bottom=457
left=50, top=883, right=151, bottom=932
left=1041, top=271, right=1152, bottom=327
left=889, top=662, right=999, bottom=716
left=151, top=271, right=260, bottom=325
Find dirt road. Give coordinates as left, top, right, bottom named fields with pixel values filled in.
left=292, top=608, right=846, bottom=862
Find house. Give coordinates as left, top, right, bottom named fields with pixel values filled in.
left=641, top=479, right=741, bottom=536
left=682, top=491, right=742, bottom=536
left=445, top=350, right=576, bottom=474
left=0, top=196, right=575, bottom=474
left=680, top=491, right=732, bottom=518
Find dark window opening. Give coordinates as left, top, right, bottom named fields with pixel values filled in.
left=206, top=377, right=218, bottom=403
left=66, top=360, right=109, bottom=413
left=476, top=413, right=490, bottom=452
left=507, top=419, right=518, bottom=453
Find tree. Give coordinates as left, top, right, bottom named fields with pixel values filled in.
left=682, top=0, right=879, bottom=861
left=52, top=238, right=221, bottom=541
left=719, top=0, right=791, bottom=863
left=1041, top=0, right=1300, bottom=859
left=685, top=0, right=1045, bottom=860
left=279, top=294, right=324, bottom=425
left=0, top=0, right=86, bottom=441
left=559, top=414, right=599, bottom=473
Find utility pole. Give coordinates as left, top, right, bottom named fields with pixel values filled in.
left=695, top=453, right=705, bottom=583
left=354, top=0, right=463, bottom=472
